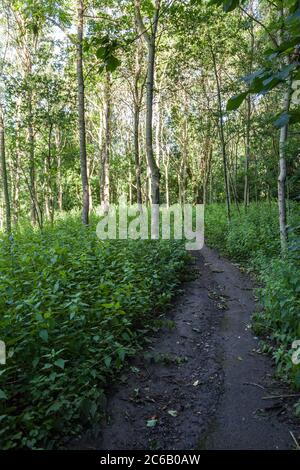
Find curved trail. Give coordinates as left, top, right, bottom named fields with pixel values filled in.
left=71, top=247, right=298, bottom=450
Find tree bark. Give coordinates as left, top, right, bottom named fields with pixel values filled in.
left=277, top=6, right=292, bottom=254
left=133, top=40, right=143, bottom=205
left=244, top=20, right=254, bottom=209
left=101, top=72, right=111, bottom=208
left=27, top=90, right=38, bottom=225
left=211, top=43, right=231, bottom=221
left=244, top=94, right=251, bottom=208
left=134, top=0, right=160, bottom=204
left=55, top=129, right=63, bottom=211
left=0, top=106, right=11, bottom=234
left=278, top=80, right=291, bottom=253
left=77, top=0, right=89, bottom=224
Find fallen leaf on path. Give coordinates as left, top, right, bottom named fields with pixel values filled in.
left=147, top=418, right=158, bottom=427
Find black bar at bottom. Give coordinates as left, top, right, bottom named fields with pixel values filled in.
left=0, top=450, right=299, bottom=467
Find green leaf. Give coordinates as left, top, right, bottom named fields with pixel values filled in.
left=39, top=329, right=48, bottom=342
left=104, top=356, right=112, bottom=368
left=96, top=46, right=107, bottom=60
left=146, top=418, right=157, bottom=427
left=106, top=55, right=121, bottom=72
left=0, top=389, right=8, bottom=400
left=223, top=0, right=240, bottom=12
left=294, top=371, right=300, bottom=389
left=274, top=112, right=290, bottom=128
left=54, top=359, right=65, bottom=369
left=274, top=110, right=300, bottom=128
left=227, top=92, right=248, bottom=111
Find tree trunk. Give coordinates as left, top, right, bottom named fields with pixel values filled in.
left=12, top=99, right=22, bottom=225
left=101, top=72, right=111, bottom=207
left=278, top=80, right=291, bottom=253
left=182, top=102, right=188, bottom=204
left=277, top=4, right=293, bottom=254
left=211, top=43, right=231, bottom=221
left=27, top=91, right=38, bottom=225
left=133, top=41, right=143, bottom=205
left=146, top=38, right=160, bottom=204
left=203, top=147, right=213, bottom=206
left=77, top=0, right=89, bottom=224
left=55, top=129, right=63, bottom=211
left=163, top=148, right=170, bottom=208
left=134, top=101, right=142, bottom=205
left=46, top=123, right=54, bottom=223
left=244, top=8, right=254, bottom=209
left=0, top=107, right=11, bottom=234
left=244, top=94, right=251, bottom=208
left=134, top=0, right=160, bottom=204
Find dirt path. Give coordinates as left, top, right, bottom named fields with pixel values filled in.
left=70, top=247, right=299, bottom=450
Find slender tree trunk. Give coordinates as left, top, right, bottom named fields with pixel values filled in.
left=12, top=99, right=22, bottom=225
left=77, top=0, right=89, bottom=224
left=55, top=130, right=63, bottom=211
left=134, top=0, right=160, bottom=204
left=134, top=102, right=142, bottom=205
left=203, top=147, right=213, bottom=206
left=0, top=107, right=11, bottom=234
left=244, top=94, right=251, bottom=208
left=145, top=36, right=160, bottom=204
left=46, top=123, right=55, bottom=223
left=244, top=8, right=254, bottom=209
left=27, top=91, right=38, bottom=225
left=133, top=42, right=143, bottom=205
left=277, top=6, right=292, bottom=254
left=165, top=162, right=169, bottom=207
left=211, top=44, right=231, bottom=221
left=155, top=91, right=162, bottom=169
left=182, top=97, right=188, bottom=204
left=278, top=80, right=291, bottom=253
left=12, top=154, right=20, bottom=225
left=98, top=105, right=104, bottom=203
left=101, top=72, right=111, bottom=207
left=44, top=159, right=50, bottom=220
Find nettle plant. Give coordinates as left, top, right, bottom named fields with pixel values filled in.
left=0, top=215, right=188, bottom=449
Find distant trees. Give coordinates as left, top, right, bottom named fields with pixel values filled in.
left=0, top=0, right=298, bottom=258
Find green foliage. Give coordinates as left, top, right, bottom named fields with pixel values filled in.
left=208, top=0, right=246, bottom=13
left=0, top=214, right=188, bottom=449
left=205, top=202, right=298, bottom=261
left=226, top=91, right=248, bottom=111
left=205, top=203, right=300, bottom=402
left=217, top=0, right=300, bottom=126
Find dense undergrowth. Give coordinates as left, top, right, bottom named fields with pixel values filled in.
left=205, top=202, right=300, bottom=413
left=0, top=214, right=188, bottom=449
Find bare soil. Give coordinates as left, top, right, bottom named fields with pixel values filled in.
left=69, top=246, right=300, bottom=450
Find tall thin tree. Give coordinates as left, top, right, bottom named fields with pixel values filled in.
left=76, top=0, right=89, bottom=224
left=0, top=105, right=11, bottom=234
left=134, top=0, right=161, bottom=204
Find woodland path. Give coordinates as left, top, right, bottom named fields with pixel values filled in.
left=70, top=247, right=299, bottom=450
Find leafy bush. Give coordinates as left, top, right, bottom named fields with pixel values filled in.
left=205, top=203, right=281, bottom=261
left=205, top=202, right=300, bottom=402
left=0, top=214, right=188, bottom=449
